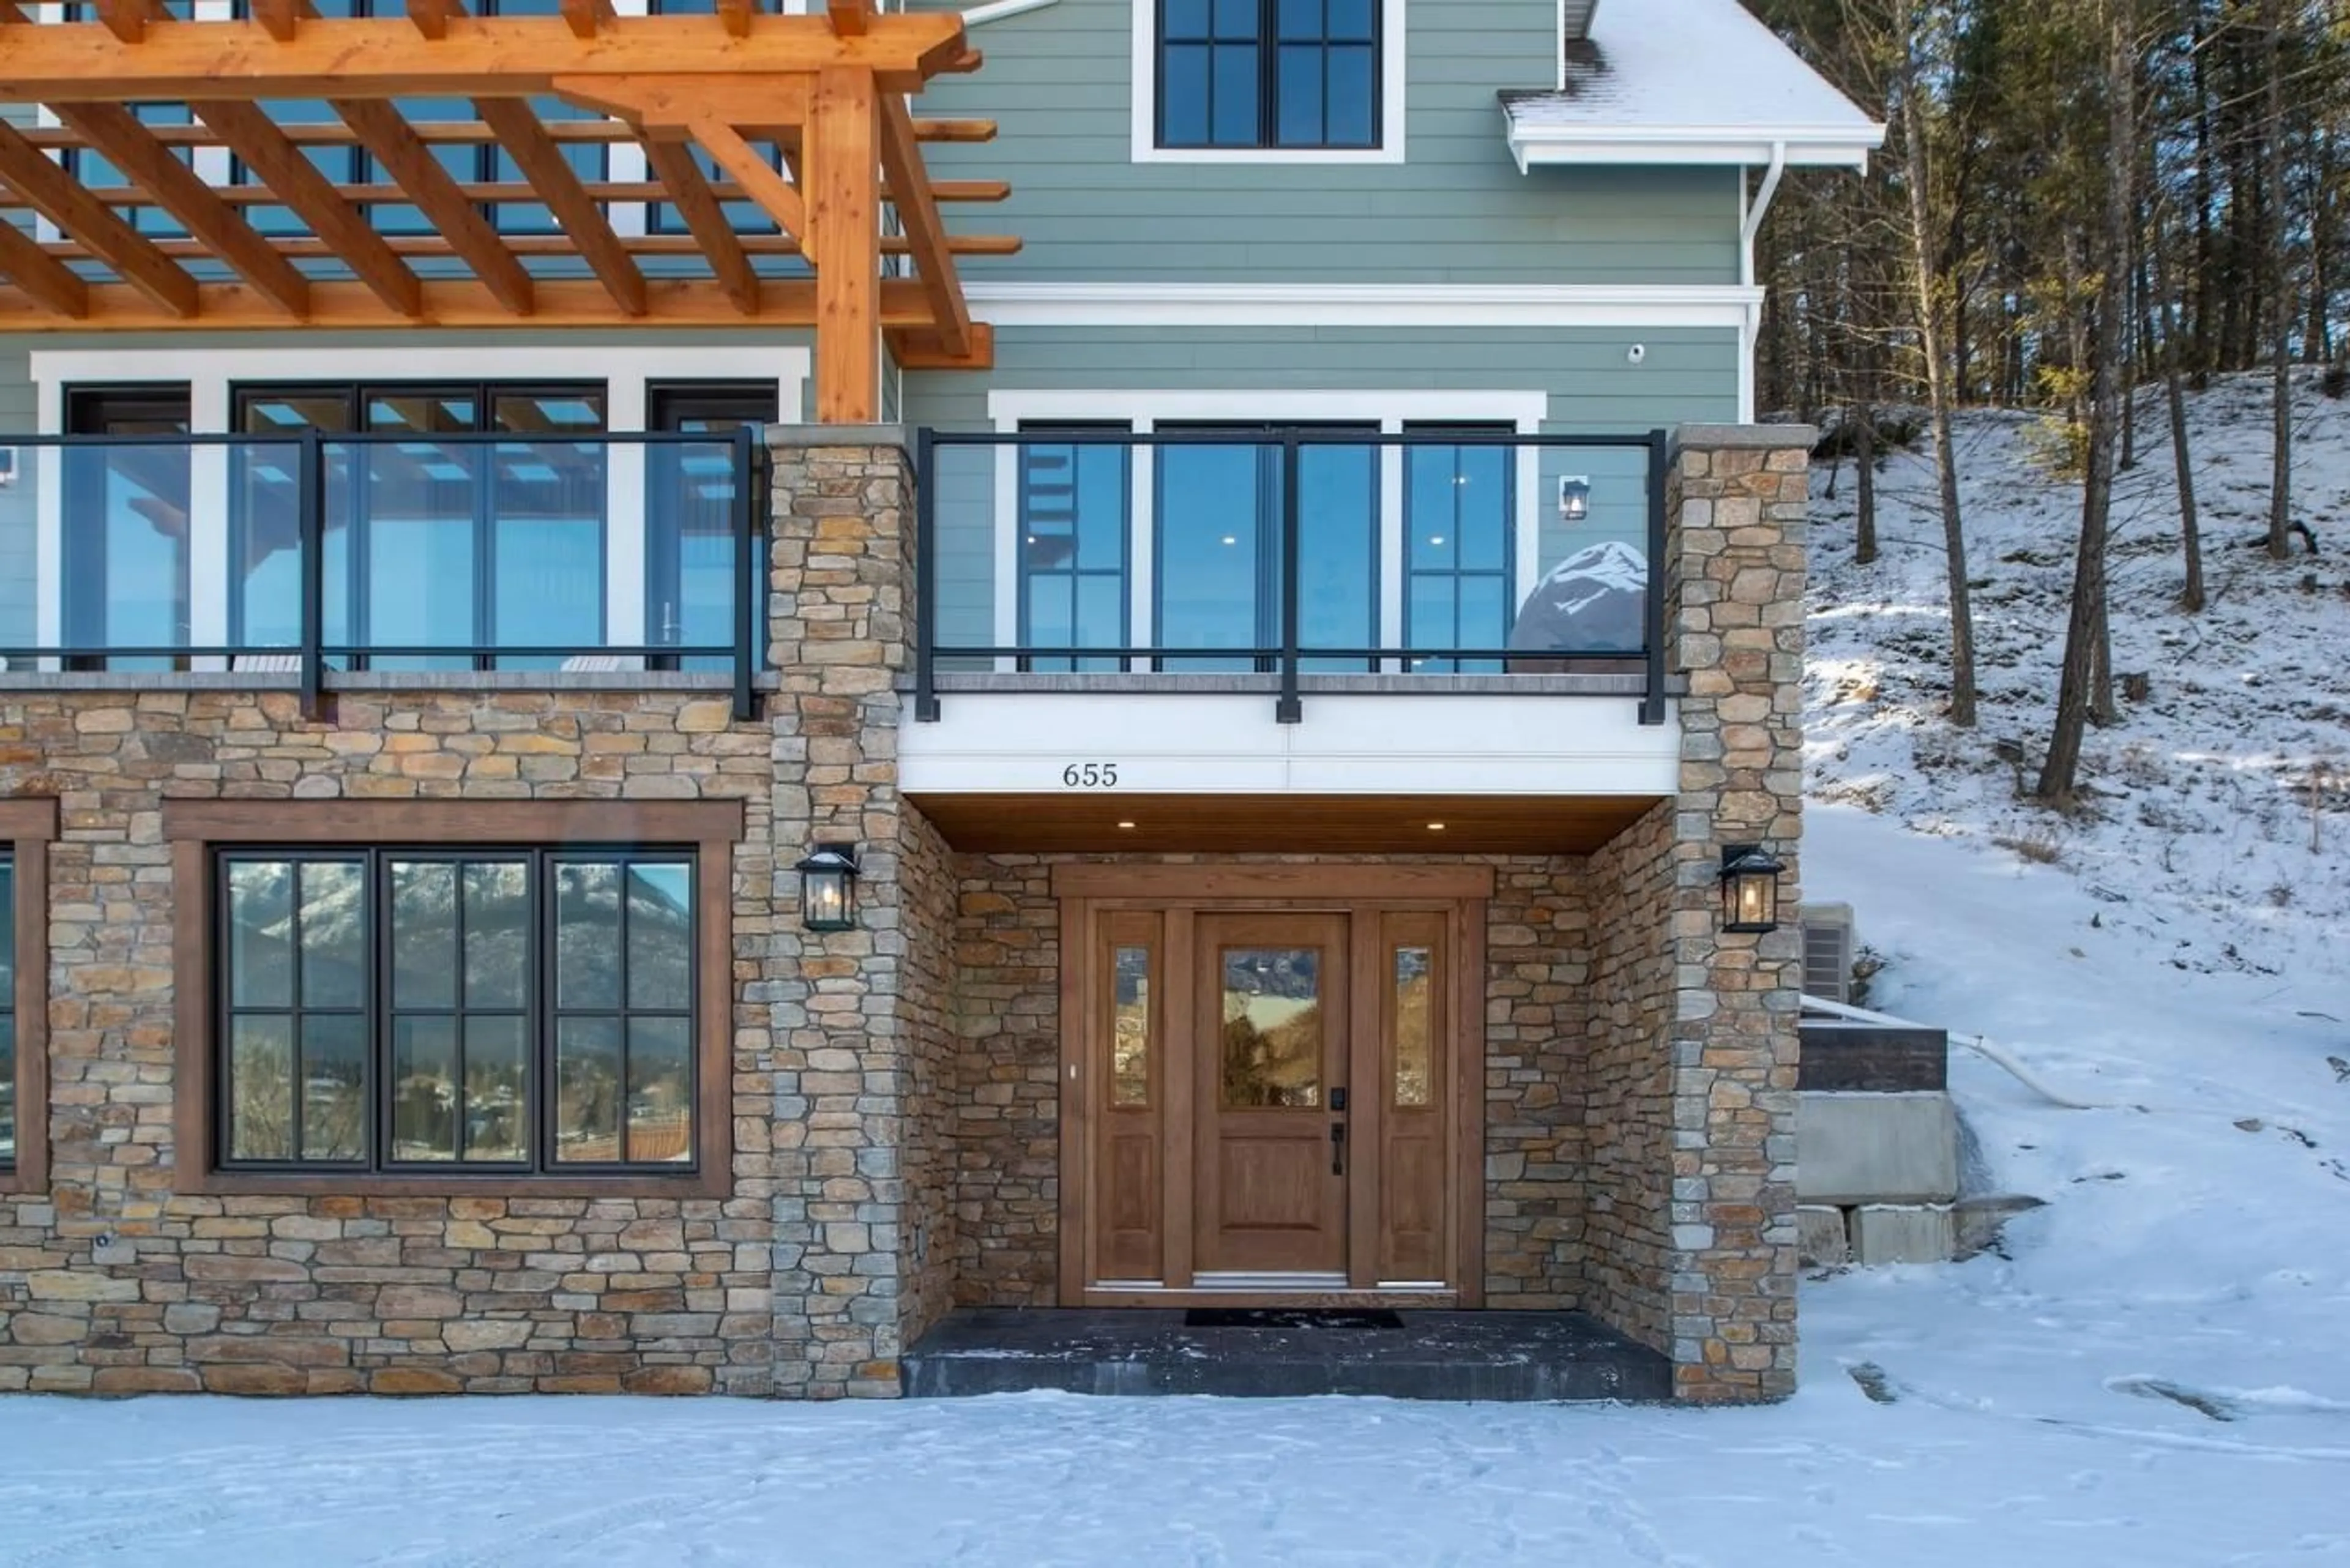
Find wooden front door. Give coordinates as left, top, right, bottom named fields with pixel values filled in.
left=1193, top=913, right=1349, bottom=1280
left=1057, top=865, right=1488, bottom=1306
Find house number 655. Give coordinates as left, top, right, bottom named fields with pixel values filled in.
left=1061, top=763, right=1119, bottom=788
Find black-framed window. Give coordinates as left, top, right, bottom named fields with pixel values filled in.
left=1158, top=0, right=1381, bottom=151
left=229, top=381, right=608, bottom=668
left=61, top=386, right=196, bottom=672
left=649, top=383, right=776, bottom=671
left=1404, top=425, right=1516, bottom=673
left=1153, top=422, right=1377, bottom=673
left=1017, top=424, right=1132, bottom=674
left=217, top=846, right=697, bottom=1175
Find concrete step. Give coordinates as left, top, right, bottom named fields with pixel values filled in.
left=903, top=1308, right=1674, bottom=1403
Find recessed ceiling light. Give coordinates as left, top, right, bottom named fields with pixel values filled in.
left=1427, top=822, right=1447, bottom=831
left=1117, top=821, right=1138, bottom=831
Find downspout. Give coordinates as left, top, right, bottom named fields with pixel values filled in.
left=1737, top=141, right=1788, bottom=424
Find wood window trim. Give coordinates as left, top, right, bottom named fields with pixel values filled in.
left=165, top=799, right=741, bottom=1199
left=0, top=798, right=58, bottom=1195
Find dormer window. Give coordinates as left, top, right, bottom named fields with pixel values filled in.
left=1155, top=0, right=1381, bottom=151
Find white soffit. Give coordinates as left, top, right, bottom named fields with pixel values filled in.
left=1508, top=0, right=1885, bottom=171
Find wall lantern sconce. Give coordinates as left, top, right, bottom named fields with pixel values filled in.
left=1559, top=475, right=1591, bottom=523
left=797, top=844, right=861, bottom=931
left=1718, top=843, right=1786, bottom=934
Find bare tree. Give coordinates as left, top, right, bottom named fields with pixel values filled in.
left=2040, top=0, right=2136, bottom=802
left=2152, top=180, right=2206, bottom=610
left=1893, top=0, right=1979, bottom=726
left=2263, top=0, right=2294, bottom=559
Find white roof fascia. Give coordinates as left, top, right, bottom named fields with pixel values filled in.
left=1507, top=123, right=1883, bottom=173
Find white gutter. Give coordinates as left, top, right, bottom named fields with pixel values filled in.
left=1505, top=123, right=1882, bottom=174
left=963, top=0, right=1058, bottom=23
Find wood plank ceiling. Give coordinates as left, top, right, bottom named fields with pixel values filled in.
left=906, top=793, right=1664, bottom=856
left=0, top=0, right=1012, bottom=421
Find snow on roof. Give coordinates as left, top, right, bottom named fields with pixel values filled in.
left=1503, top=0, right=1884, bottom=170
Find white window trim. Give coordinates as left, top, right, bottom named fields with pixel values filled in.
left=28, top=343, right=808, bottom=670
left=1131, top=0, right=1408, bottom=166
left=986, top=388, right=1545, bottom=670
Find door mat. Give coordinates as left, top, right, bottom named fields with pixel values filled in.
left=1184, top=1309, right=1406, bottom=1331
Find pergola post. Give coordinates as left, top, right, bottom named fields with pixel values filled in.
left=810, top=67, right=880, bottom=425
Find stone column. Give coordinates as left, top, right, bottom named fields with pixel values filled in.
left=763, top=428, right=919, bottom=1398
left=1658, top=424, right=1810, bottom=1402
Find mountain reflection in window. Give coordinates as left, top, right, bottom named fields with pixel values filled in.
left=1220, top=948, right=1322, bottom=1109
left=220, top=849, right=696, bottom=1174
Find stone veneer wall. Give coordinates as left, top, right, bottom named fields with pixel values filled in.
left=947, top=856, right=1060, bottom=1307
left=0, top=690, right=779, bottom=1396
left=761, top=432, right=954, bottom=1397
left=944, top=853, right=1597, bottom=1310
left=0, top=425, right=1806, bottom=1403
left=1578, top=425, right=1811, bottom=1402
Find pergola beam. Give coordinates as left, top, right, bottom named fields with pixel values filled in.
left=406, top=0, right=457, bottom=40
left=474, top=99, right=646, bottom=316
left=13, top=117, right=994, bottom=147
left=687, top=121, right=808, bottom=248
left=876, top=89, right=969, bottom=360
left=0, top=218, right=90, bottom=319
left=6, top=172, right=1009, bottom=209
left=94, top=0, right=163, bottom=45
left=0, top=13, right=972, bottom=100
left=52, top=102, right=313, bottom=318
left=335, top=98, right=535, bottom=315
left=29, top=230, right=1021, bottom=261
left=0, top=119, right=198, bottom=318
left=558, top=0, right=613, bottom=37
left=0, top=275, right=944, bottom=332
left=826, top=0, right=873, bottom=35
left=640, top=136, right=761, bottom=318
left=193, top=101, right=425, bottom=318
left=251, top=0, right=304, bottom=42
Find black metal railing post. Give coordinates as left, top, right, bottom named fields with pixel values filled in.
left=1639, top=427, right=1671, bottom=726
left=297, top=428, right=325, bottom=720
left=731, top=424, right=759, bottom=723
left=913, top=425, right=940, bottom=722
left=1275, top=431, right=1303, bottom=724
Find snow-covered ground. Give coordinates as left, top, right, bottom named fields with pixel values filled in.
left=0, top=382, right=2345, bottom=1566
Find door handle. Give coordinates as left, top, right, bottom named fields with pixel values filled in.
left=1330, top=1122, right=1346, bottom=1176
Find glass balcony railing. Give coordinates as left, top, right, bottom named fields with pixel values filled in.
left=913, top=426, right=1671, bottom=724
left=0, top=430, right=766, bottom=719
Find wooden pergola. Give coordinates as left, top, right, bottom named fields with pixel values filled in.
left=0, top=0, right=1010, bottom=422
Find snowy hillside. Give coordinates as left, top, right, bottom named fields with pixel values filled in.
left=1805, top=369, right=2350, bottom=979
left=1797, top=372, right=2350, bottom=1522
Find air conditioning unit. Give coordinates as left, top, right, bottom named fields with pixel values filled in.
left=1799, top=902, right=1857, bottom=1004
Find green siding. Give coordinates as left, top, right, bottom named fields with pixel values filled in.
left=903, top=324, right=1737, bottom=654
left=911, top=0, right=1742, bottom=285
left=0, top=349, right=32, bottom=650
